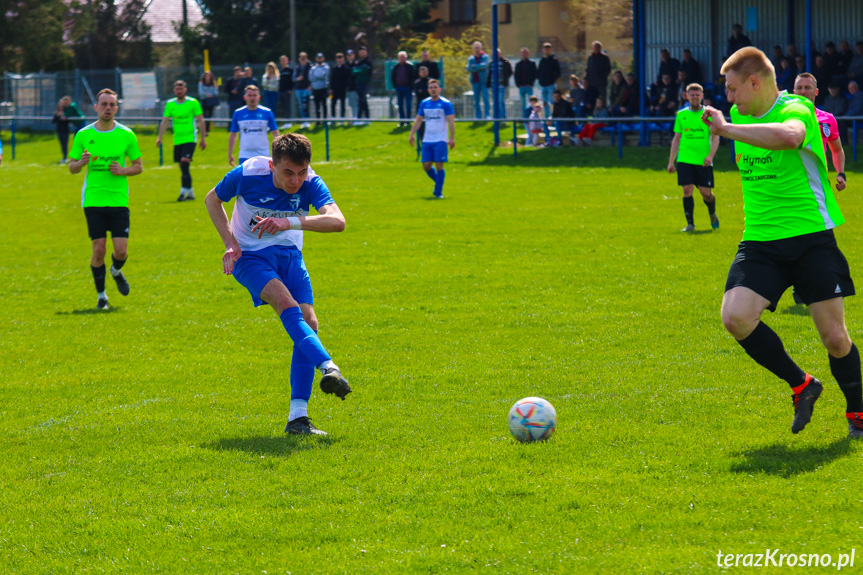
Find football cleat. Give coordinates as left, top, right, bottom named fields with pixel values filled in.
left=320, top=367, right=352, bottom=400
left=791, top=375, right=822, bottom=433
left=112, top=270, right=130, bottom=296
left=97, top=297, right=109, bottom=310
left=847, top=413, right=863, bottom=439
left=284, top=416, right=327, bottom=435
left=710, top=214, right=720, bottom=229
left=681, top=224, right=695, bottom=232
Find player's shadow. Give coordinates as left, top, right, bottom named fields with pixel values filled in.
left=729, top=438, right=853, bottom=477
left=204, top=435, right=334, bottom=457
left=56, top=308, right=121, bottom=315
left=781, top=304, right=810, bottom=316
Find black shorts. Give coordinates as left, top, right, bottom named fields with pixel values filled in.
left=676, top=162, right=714, bottom=188
left=725, top=229, right=855, bottom=311
left=174, top=142, right=196, bottom=163
left=84, top=207, right=130, bottom=240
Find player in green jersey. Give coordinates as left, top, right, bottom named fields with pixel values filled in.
left=667, top=83, right=720, bottom=232
left=156, top=80, right=207, bottom=201
left=69, top=89, right=143, bottom=310
left=700, top=47, right=863, bottom=439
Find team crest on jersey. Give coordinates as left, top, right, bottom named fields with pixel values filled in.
left=289, top=196, right=301, bottom=211
left=821, top=122, right=831, bottom=138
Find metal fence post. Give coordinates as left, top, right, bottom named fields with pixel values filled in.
left=11, top=118, right=16, bottom=160
left=325, top=120, right=330, bottom=162
left=513, top=120, right=517, bottom=157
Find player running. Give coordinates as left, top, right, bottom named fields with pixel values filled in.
left=228, top=85, right=279, bottom=166
left=667, top=83, right=720, bottom=232
left=204, top=133, right=351, bottom=436
left=69, top=89, right=143, bottom=310
left=701, top=47, right=863, bottom=439
left=156, top=80, right=207, bottom=201
left=408, top=79, right=455, bottom=199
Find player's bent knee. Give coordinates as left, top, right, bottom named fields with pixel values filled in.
left=721, top=309, right=757, bottom=339
left=821, top=330, right=852, bottom=357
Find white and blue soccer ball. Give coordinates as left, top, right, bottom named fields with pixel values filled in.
left=508, top=397, right=557, bottom=442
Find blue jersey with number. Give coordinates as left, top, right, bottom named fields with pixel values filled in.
left=417, top=97, right=454, bottom=143
left=214, top=156, right=333, bottom=252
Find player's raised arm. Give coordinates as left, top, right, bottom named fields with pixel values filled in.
left=704, top=104, right=805, bottom=150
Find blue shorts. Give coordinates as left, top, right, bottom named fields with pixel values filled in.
left=421, top=141, right=448, bottom=163
left=232, top=245, right=313, bottom=307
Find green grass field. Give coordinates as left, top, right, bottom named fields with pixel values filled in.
left=1, top=123, right=862, bottom=573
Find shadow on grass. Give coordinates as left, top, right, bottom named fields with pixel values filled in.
left=730, top=438, right=853, bottom=477
left=781, top=304, right=810, bottom=317
left=204, top=435, right=335, bottom=457
left=56, top=307, right=121, bottom=315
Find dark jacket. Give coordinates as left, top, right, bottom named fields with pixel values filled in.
left=414, top=76, right=430, bottom=104
left=390, top=62, right=414, bottom=88
left=416, top=59, right=440, bottom=80
left=514, top=58, right=538, bottom=87
left=293, top=63, right=311, bottom=90
left=586, top=52, right=611, bottom=92
left=279, top=67, right=294, bottom=92
left=657, top=58, right=680, bottom=84
left=330, top=63, right=351, bottom=95
left=727, top=33, right=752, bottom=58
left=680, top=57, right=702, bottom=85
left=538, top=54, right=561, bottom=87
left=224, top=77, right=246, bottom=102
left=551, top=98, right=574, bottom=119
left=353, top=57, right=373, bottom=86
left=487, top=57, right=513, bottom=88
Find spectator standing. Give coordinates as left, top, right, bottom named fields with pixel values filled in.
left=848, top=42, right=863, bottom=86
left=726, top=24, right=752, bottom=58
left=224, top=66, right=246, bottom=117
left=586, top=41, right=611, bottom=100
left=537, top=42, right=561, bottom=117
left=514, top=47, right=538, bottom=115
left=52, top=95, right=84, bottom=163
left=838, top=41, right=854, bottom=76
left=776, top=58, right=795, bottom=91
left=414, top=65, right=431, bottom=112
left=243, top=67, right=258, bottom=87
left=198, top=71, right=220, bottom=135
left=330, top=53, right=350, bottom=122
left=293, top=52, right=312, bottom=129
left=278, top=55, right=294, bottom=129
left=309, top=53, right=331, bottom=125
left=770, top=46, right=785, bottom=71
left=353, top=47, right=373, bottom=125
left=228, top=85, right=279, bottom=166
left=467, top=41, right=491, bottom=119
left=656, top=49, right=680, bottom=84
left=487, top=48, right=512, bottom=118
left=391, top=51, right=415, bottom=125
left=681, top=49, right=703, bottom=85
left=345, top=50, right=359, bottom=119
left=416, top=49, right=440, bottom=79
left=823, top=42, right=840, bottom=78
left=812, top=55, right=831, bottom=105
left=261, top=62, right=281, bottom=113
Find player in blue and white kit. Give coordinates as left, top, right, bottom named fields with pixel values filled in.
left=228, top=85, right=280, bottom=166
left=205, top=133, right=351, bottom=436
left=409, top=79, right=455, bottom=198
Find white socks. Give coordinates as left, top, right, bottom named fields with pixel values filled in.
left=318, top=359, right=336, bottom=373
left=289, top=399, right=308, bottom=421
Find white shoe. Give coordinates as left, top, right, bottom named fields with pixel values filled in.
left=280, top=123, right=292, bottom=130
left=301, top=122, right=311, bottom=129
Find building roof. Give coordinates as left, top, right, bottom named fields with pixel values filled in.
left=123, top=0, right=205, bottom=43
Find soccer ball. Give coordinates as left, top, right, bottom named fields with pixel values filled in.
left=508, top=397, right=557, bottom=442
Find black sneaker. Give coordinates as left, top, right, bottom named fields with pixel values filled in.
left=97, top=297, right=109, bottom=310
left=847, top=413, right=863, bottom=439
left=710, top=214, right=720, bottom=229
left=320, top=367, right=352, bottom=400
left=284, top=416, right=327, bottom=435
left=112, top=270, right=130, bottom=296
left=791, top=376, right=823, bottom=433
left=176, top=194, right=186, bottom=202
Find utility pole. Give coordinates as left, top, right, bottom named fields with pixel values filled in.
left=290, top=0, right=297, bottom=62
left=182, top=0, right=190, bottom=67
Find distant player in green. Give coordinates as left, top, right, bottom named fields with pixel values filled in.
left=667, top=83, right=720, bottom=232
left=156, top=80, right=207, bottom=201
left=701, top=47, right=863, bottom=439
left=69, top=89, right=143, bottom=310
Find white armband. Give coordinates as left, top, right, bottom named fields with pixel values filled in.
left=287, top=217, right=302, bottom=230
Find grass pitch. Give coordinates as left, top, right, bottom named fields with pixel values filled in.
left=1, top=123, right=862, bottom=573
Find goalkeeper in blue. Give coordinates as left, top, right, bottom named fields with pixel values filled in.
left=205, top=133, right=351, bottom=436
left=409, top=79, right=455, bottom=198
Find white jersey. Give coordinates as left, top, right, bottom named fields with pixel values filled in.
left=229, top=106, right=278, bottom=159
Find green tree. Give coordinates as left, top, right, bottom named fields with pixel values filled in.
left=0, top=0, right=72, bottom=72
left=69, top=0, right=153, bottom=69
left=401, top=24, right=487, bottom=98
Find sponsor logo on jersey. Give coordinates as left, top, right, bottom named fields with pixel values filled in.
left=737, top=154, right=774, bottom=167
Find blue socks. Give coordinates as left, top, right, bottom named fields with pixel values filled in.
left=434, top=169, right=445, bottom=197
left=279, top=307, right=330, bottom=368
left=290, top=343, right=315, bottom=403
left=425, top=167, right=437, bottom=182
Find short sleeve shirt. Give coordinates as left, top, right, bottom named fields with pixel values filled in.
left=815, top=107, right=839, bottom=157
left=162, top=97, right=203, bottom=145
left=730, top=91, right=843, bottom=241
left=673, top=107, right=712, bottom=165
left=69, top=122, right=142, bottom=208
left=214, top=156, right=334, bottom=252
left=229, top=106, right=278, bottom=159
left=417, top=97, right=455, bottom=143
